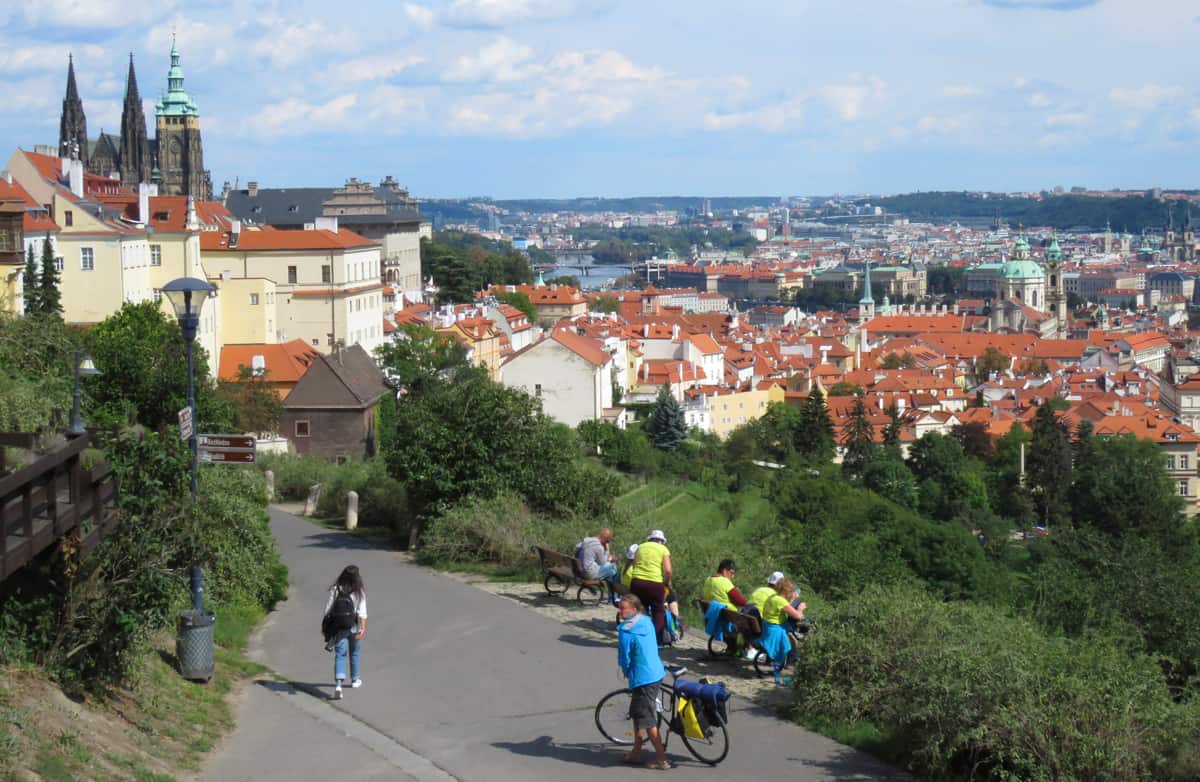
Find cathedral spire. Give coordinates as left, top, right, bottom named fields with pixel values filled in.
left=119, top=53, right=150, bottom=187
left=59, top=54, right=88, bottom=168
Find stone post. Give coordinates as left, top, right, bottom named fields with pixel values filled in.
left=304, top=483, right=322, bottom=517
left=346, top=491, right=358, bottom=531
left=264, top=470, right=275, bottom=502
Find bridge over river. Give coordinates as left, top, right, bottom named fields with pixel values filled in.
left=199, top=507, right=907, bottom=781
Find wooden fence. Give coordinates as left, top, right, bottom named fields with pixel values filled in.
left=0, top=433, right=119, bottom=582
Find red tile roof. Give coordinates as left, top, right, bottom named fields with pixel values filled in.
left=218, top=339, right=323, bottom=384
left=201, top=226, right=377, bottom=251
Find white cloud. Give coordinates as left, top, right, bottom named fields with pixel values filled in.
left=1109, top=84, right=1183, bottom=111
left=817, top=74, right=886, bottom=121
left=18, top=0, right=175, bottom=30
left=252, top=94, right=359, bottom=136
left=702, top=100, right=804, bottom=132
left=448, top=86, right=631, bottom=136
left=146, top=16, right=245, bottom=68
left=252, top=20, right=350, bottom=69
left=915, top=114, right=969, bottom=134
left=942, top=84, right=980, bottom=98
left=341, top=55, right=426, bottom=83
left=0, top=43, right=105, bottom=74
left=403, top=3, right=436, bottom=28
left=1044, top=111, right=1089, bottom=128
left=409, top=0, right=609, bottom=28
left=1026, top=91, right=1052, bottom=108
left=444, top=36, right=534, bottom=82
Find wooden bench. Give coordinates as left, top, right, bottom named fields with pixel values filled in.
left=530, top=546, right=612, bottom=605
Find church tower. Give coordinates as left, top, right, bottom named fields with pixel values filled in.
left=58, top=55, right=88, bottom=168
left=119, top=54, right=151, bottom=188
left=154, top=37, right=208, bottom=200
left=1044, top=234, right=1066, bottom=337
left=859, top=258, right=875, bottom=322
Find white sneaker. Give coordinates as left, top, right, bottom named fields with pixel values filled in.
left=333, top=684, right=343, bottom=700
left=351, top=679, right=363, bottom=689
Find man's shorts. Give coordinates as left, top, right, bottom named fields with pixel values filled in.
left=628, top=681, right=662, bottom=732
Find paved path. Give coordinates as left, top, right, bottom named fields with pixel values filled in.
left=197, top=507, right=905, bottom=781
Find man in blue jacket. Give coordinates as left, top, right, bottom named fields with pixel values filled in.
left=616, top=594, right=671, bottom=769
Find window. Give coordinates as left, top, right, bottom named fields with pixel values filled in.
left=54, top=257, right=63, bottom=272
left=1180, top=479, right=1189, bottom=497
left=287, top=266, right=297, bottom=284
left=1167, top=455, right=1176, bottom=470
left=80, top=247, right=94, bottom=271
left=250, top=293, right=260, bottom=305
left=1182, top=455, right=1191, bottom=471
left=295, top=420, right=311, bottom=438
left=535, top=383, right=542, bottom=398
left=64, top=210, right=73, bottom=227
left=321, top=265, right=332, bottom=283
left=312, top=338, right=320, bottom=346
left=150, top=244, right=162, bottom=266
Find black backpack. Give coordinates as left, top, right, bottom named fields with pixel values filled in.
left=329, top=589, right=357, bottom=632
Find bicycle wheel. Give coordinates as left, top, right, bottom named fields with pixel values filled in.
left=752, top=650, right=773, bottom=679
left=680, top=708, right=730, bottom=765
left=595, top=689, right=636, bottom=744
left=544, top=573, right=569, bottom=595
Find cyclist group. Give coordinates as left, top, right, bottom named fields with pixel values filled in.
left=584, top=528, right=808, bottom=769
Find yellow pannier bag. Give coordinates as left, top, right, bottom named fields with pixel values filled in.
left=676, top=695, right=706, bottom=739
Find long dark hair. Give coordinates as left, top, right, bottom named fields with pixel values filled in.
left=333, top=565, right=365, bottom=597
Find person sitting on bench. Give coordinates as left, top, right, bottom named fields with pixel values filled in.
left=575, top=528, right=620, bottom=604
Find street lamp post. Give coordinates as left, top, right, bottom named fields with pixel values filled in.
left=161, top=277, right=216, bottom=501
left=67, top=349, right=100, bottom=437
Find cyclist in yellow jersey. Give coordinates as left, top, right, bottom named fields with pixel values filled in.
left=756, top=577, right=806, bottom=677
left=628, top=530, right=672, bottom=644
left=701, top=559, right=748, bottom=650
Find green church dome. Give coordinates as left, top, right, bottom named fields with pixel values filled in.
left=1001, top=257, right=1044, bottom=280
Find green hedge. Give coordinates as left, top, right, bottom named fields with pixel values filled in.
left=791, top=585, right=1200, bottom=781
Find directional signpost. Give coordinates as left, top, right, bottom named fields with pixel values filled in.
left=197, top=434, right=256, bottom=464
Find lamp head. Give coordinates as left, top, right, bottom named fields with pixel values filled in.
left=161, top=277, right=216, bottom=320
left=78, top=355, right=101, bottom=377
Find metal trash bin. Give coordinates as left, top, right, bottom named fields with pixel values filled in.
left=176, top=609, right=215, bottom=681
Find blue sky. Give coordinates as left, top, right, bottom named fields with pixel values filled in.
left=1, top=0, right=1198, bottom=198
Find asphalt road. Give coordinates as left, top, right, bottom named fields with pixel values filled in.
left=197, top=507, right=905, bottom=781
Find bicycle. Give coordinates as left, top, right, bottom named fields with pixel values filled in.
left=751, top=619, right=817, bottom=681
left=594, top=666, right=730, bottom=766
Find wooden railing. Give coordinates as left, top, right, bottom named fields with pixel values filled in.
left=0, top=433, right=119, bottom=582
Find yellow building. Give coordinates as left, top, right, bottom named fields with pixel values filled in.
left=435, top=308, right=504, bottom=381
left=707, top=384, right=786, bottom=439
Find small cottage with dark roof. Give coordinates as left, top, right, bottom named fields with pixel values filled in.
left=281, top=344, right=390, bottom=460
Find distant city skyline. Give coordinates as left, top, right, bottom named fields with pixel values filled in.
left=3, top=0, right=1197, bottom=199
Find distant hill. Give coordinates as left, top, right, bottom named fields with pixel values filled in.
left=870, top=191, right=1196, bottom=232
left=419, top=196, right=780, bottom=221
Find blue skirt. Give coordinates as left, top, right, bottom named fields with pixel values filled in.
left=756, top=622, right=793, bottom=664
left=704, top=601, right=731, bottom=641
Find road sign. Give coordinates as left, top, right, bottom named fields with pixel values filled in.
left=178, top=407, right=193, bottom=440
left=198, top=449, right=256, bottom=464
left=197, top=434, right=256, bottom=450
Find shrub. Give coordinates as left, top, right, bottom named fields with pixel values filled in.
left=791, top=585, right=1200, bottom=781
left=418, top=492, right=545, bottom=569
left=258, top=453, right=337, bottom=501
left=314, top=458, right=411, bottom=539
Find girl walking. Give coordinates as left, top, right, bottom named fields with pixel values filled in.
left=323, top=565, right=367, bottom=700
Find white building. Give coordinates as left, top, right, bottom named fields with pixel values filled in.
left=503, top=328, right=614, bottom=428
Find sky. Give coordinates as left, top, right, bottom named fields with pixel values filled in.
left=2, top=0, right=1199, bottom=199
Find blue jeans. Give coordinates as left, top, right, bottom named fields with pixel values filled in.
left=596, top=562, right=620, bottom=600
left=334, top=631, right=361, bottom=682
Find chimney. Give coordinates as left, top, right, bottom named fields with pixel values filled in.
left=247, top=181, right=259, bottom=197
left=61, top=156, right=70, bottom=180
left=231, top=219, right=242, bottom=237
left=953, top=303, right=960, bottom=315
left=3, top=170, right=11, bottom=185
left=186, top=195, right=198, bottom=231
left=138, top=182, right=151, bottom=225
left=69, top=157, right=84, bottom=199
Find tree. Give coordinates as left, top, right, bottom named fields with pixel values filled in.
left=215, top=365, right=284, bottom=436
left=973, top=346, right=1009, bottom=382
left=879, top=351, right=917, bottom=369
left=22, top=244, right=41, bottom=315
left=546, top=275, right=580, bottom=288
left=1026, top=404, right=1072, bottom=528
left=1068, top=434, right=1183, bottom=541
left=842, top=395, right=876, bottom=480
left=86, top=301, right=230, bottom=431
left=646, top=386, right=687, bottom=451
left=590, top=294, right=621, bottom=313
left=374, top=323, right=470, bottom=398
left=951, top=421, right=994, bottom=462
left=752, top=401, right=802, bottom=463
left=882, top=402, right=904, bottom=457
left=861, top=455, right=918, bottom=508
left=796, top=386, right=835, bottom=462
left=37, top=233, right=61, bottom=316
left=907, top=432, right=989, bottom=522
left=494, top=290, right=536, bottom=323
left=827, top=381, right=863, bottom=397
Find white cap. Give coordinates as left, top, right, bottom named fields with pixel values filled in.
left=648, top=529, right=666, bottom=543
left=626, top=543, right=640, bottom=560
left=767, top=571, right=785, bottom=585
